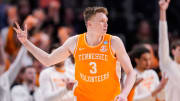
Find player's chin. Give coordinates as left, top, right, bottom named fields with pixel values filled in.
left=102, top=30, right=107, bottom=34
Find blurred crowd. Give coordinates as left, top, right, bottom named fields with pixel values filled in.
left=0, top=0, right=180, bottom=101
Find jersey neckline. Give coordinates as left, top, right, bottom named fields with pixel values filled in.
left=83, top=33, right=106, bottom=48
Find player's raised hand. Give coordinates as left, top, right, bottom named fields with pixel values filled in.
left=159, top=0, right=170, bottom=11
left=65, top=79, right=76, bottom=90
left=13, top=22, right=28, bottom=44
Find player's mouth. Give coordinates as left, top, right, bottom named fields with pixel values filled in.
left=103, top=28, right=107, bottom=31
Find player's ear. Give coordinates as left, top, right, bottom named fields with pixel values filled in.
left=135, top=58, right=139, bottom=64
left=87, top=20, right=92, bottom=28
left=171, top=49, right=176, bottom=57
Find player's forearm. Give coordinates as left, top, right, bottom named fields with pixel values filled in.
left=159, top=20, right=171, bottom=64
left=159, top=8, right=169, bottom=62
left=121, top=70, right=136, bottom=97
left=23, top=40, right=52, bottom=66
left=8, top=46, right=26, bottom=85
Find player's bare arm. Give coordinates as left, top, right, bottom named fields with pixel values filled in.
left=159, top=0, right=171, bottom=64
left=111, top=36, right=136, bottom=100
left=13, top=22, right=78, bottom=66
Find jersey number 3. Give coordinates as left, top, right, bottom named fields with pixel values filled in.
left=89, top=62, right=97, bottom=74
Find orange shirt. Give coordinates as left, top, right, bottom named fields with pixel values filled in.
left=35, top=73, right=40, bottom=87
left=5, top=26, right=20, bottom=57
left=73, top=33, right=120, bottom=101
left=128, top=87, right=135, bottom=101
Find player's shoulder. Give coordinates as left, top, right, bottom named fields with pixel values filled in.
left=110, top=35, right=124, bottom=49
left=68, top=33, right=88, bottom=42
left=65, top=35, right=79, bottom=45
left=110, top=35, right=123, bottom=44
left=69, top=35, right=79, bottom=40
left=11, top=85, right=25, bottom=92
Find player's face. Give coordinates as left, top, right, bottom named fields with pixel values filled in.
left=137, top=53, right=152, bottom=69
left=88, top=13, right=108, bottom=35
left=172, top=46, right=180, bottom=61
left=24, top=67, right=36, bottom=83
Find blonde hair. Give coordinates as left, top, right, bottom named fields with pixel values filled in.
left=83, top=7, right=108, bottom=23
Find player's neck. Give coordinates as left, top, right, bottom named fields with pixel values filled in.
left=174, top=58, right=180, bottom=64
left=136, top=66, right=145, bottom=72
left=23, top=80, right=34, bottom=86
left=86, top=31, right=104, bottom=46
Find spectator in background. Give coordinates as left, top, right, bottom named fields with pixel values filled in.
left=132, top=43, right=160, bottom=78
left=127, top=20, right=156, bottom=52
left=159, top=0, right=180, bottom=100
left=1, top=8, right=34, bottom=71
left=32, top=58, right=45, bottom=87
left=142, top=43, right=163, bottom=79
left=0, top=5, right=21, bottom=63
left=33, top=9, right=46, bottom=24
left=11, top=66, right=40, bottom=101
left=39, top=0, right=56, bottom=9
left=23, top=15, right=38, bottom=32
left=39, top=44, right=75, bottom=101
left=11, top=67, right=26, bottom=88
left=17, top=0, right=32, bottom=22
left=129, top=45, right=167, bottom=101
left=30, top=31, right=51, bottom=52
left=32, top=8, right=46, bottom=31
left=57, top=26, right=74, bottom=45
left=143, top=43, right=159, bottom=69
left=47, top=0, right=61, bottom=25
left=135, top=20, right=154, bottom=44
left=0, top=46, right=27, bottom=101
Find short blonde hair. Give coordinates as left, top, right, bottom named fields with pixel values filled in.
left=83, top=7, right=108, bottom=23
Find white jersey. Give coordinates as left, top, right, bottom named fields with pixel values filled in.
left=11, top=83, right=41, bottom=101
left=64, top=57, right=75, bottom=80
left=159, top=21, right=180, bottom=101
left=0, top=72, right=11, bottom=101
left=133, top=69, right=164, bottom=101
left=39, top=67, right=74, bottom=101
left=0, top=46, right=26, bottom=101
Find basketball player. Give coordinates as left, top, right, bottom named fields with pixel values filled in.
left=39, top=61, right=75, bottom=101
left=129, top=45, right=167, bottom=101
left=0, top=46, right=27, bottom=101
left=13, top=7, right=136, bottom=101
left=39, top=44, right=75, bottom=101
left=159, top=0, right=180, bottom=101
